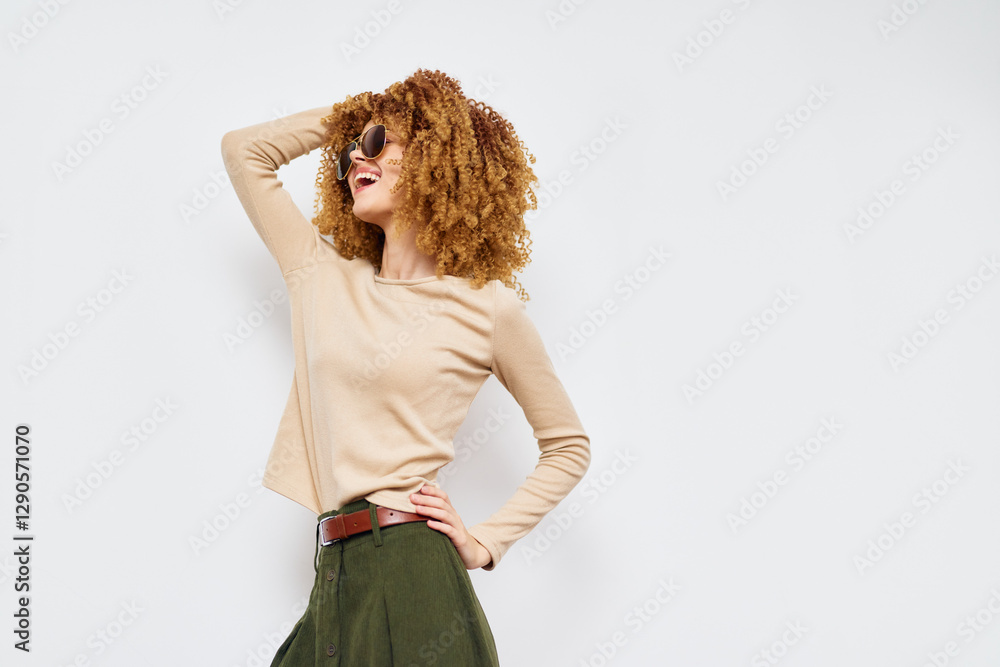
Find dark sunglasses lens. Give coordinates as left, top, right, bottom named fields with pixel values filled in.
left=362, top=125, right=385, bottom=158
left=337, top=141, right=357, bottom=179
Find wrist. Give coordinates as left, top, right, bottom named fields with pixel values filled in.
left=468, top=533, right=492, bottom=569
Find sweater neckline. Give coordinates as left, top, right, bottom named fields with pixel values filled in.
left=372, top=268, right=467, bottom=285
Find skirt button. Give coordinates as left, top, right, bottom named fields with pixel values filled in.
left=326, top=569, right=336, bottom=581
left=327, top=642, right=337, bottom=656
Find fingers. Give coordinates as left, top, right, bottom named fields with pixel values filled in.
left=410, top=485, right=469, bottom=546
left=410, top=485, right=450, bottom=509
left=410, top=497, right=449, bottom=521
left=411, top=503, right=449, bottom=520
left=426, top=519, right=457, bottom=536
left=413, top=501, right=458, bottom=533
left=417, top=485, right=448, bottom=501
left=412, top=486, right=461, bottom=519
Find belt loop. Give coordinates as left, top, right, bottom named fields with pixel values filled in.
left=369, top=502, right=383, bottom=547
left=314, top=520, right=321, bottom=572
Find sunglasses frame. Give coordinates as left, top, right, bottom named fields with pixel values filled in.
left=336, top=124, right=387, bottom=181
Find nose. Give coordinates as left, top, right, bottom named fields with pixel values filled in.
left=350, top=134, right=379, bottom=163
left=346, top=146, right=373, bottom=183
left=339, top=150, right=360, bottom=186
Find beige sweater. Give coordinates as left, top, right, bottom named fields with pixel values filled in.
left=220, top=106, right=591, bottom=570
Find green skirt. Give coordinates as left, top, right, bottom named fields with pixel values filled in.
left=270, top=498, right=500, bottom=666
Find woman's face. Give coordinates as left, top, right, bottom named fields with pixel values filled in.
left=346, top=119, right=406, bottom=231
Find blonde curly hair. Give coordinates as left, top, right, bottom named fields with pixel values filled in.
left=312, top=68, right=538, bottom=302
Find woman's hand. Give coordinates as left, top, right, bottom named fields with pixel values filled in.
left=409, top=485, right=492, bottom=570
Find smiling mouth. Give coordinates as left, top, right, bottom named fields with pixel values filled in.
left=353, top=169, right=382, bottom=195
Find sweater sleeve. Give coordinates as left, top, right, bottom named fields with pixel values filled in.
left=466, top=285, right=592, bottom=571
left=220, top=106, right=333, bottom=276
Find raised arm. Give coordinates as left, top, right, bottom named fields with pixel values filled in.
left=467, top=286, right=592, bottom=571
left=220, top=106, right=333, bottom=276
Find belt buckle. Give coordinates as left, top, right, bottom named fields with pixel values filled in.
left=317, top=514, right=345, bottom=547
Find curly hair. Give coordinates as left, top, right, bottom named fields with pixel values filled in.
left=312, top=69, right=538, bottom=302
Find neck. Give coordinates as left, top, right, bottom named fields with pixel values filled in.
left=377, top=222, right=439, bottom=280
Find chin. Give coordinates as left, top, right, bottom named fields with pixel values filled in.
left=351, top=202, right=370, bottom=220
left=352, top=208, right=384, bottom=231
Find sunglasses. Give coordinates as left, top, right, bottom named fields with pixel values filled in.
left=335, top=124, right=387, bottom=181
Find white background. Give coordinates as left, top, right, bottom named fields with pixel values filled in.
left=3, top=0, right=1000, bottom=665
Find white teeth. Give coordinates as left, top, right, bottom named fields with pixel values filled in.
left=355, top=172, right=380, bottom=187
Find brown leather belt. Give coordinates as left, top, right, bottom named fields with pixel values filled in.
left=317, top=505, right=426, bottom=546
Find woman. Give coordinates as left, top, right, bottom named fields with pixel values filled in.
left=221, top=68, right=591, bottom=666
